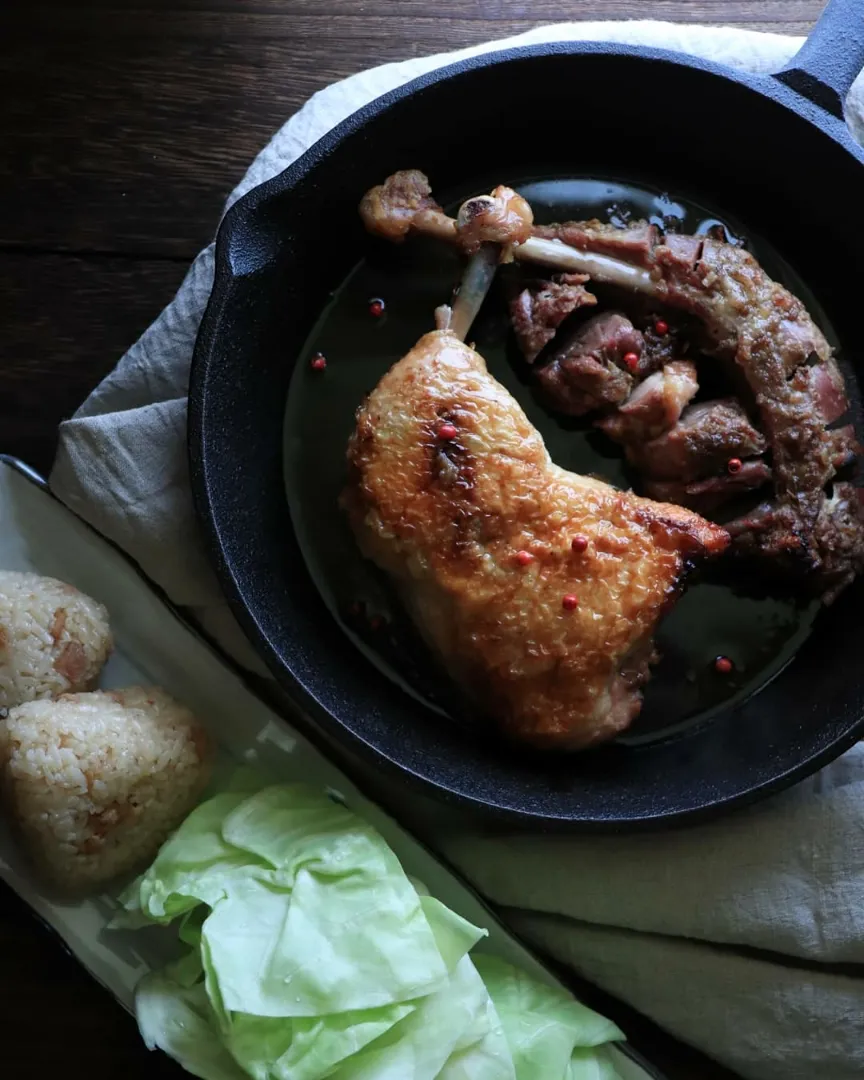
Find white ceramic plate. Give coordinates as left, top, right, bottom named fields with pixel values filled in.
left=0, top=455, right=664, bottom=1080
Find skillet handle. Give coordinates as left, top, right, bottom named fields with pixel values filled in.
left=775, top=0, right=864, bottom=118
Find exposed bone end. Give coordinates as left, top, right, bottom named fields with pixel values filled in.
left=434, top=304, right=453, bottom=331
left=456, top=186, right=533, bottom=253
left=359, top=169, right=446, bottom=242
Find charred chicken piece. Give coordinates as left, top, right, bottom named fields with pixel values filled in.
left=728, top=483, right=864, bottom=601
left=626, top=400, right=767, bottom=483
left=509, top=274, right=597, bottom=363
left=636, top=320, right=688, bottom=376
left=828, top=425, right=861, bottom=471
left=535, top=312, right=644, bottom=416
left=528, top=221, right=864, bottom=593
left=789, top=361, right=850, bottom=424
left=651, top=236, right=862, bottom=591
left=601, top=383, right=772, bottom=514
left=344, top=329, right=728, bottom=749
left=645, top=462, right=773, bottom=514
left=597, top=361, right=699, bottom=443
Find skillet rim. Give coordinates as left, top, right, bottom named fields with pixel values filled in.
left=189, top=40, right=864, bottom=828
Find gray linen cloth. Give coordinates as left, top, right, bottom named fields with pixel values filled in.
left=50, top=22, right=864, bottom=1080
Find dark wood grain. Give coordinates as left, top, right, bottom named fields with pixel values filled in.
left=0, top=254, right=187, bottom=474
left=0, top=3, right=824, bottom=1080
left=0, top=886, right=187, bottom=1079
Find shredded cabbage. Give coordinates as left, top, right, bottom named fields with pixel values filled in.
left=123, top=783, right=623, bottom=1080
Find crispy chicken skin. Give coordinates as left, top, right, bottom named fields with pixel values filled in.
left=343, top=331, right=729, bottom=749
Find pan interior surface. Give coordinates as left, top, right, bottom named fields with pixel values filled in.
left=193, top=46, right=864, bottom=824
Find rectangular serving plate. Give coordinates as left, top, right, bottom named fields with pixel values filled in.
left=0, top=455, right=662, bottom=1080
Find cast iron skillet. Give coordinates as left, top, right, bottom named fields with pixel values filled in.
left=190, top=0, right=864, bottom=827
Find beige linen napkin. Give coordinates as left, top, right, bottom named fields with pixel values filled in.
left=50, top=21, right=864, bottom=1080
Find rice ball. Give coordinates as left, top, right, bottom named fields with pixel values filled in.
left=0, top=687, right=210, bottom=894
left=0, top=571, right=112, bottom=710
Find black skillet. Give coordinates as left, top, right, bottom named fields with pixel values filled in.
left=190, top=0, right=864, bottom=827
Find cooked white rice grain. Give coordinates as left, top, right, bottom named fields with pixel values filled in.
left=0, top=571, right=112, bottom=710
left=0, top=687, right=210, bottom=894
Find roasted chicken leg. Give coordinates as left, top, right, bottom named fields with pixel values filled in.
left=343, top=331, right=729, bottom=748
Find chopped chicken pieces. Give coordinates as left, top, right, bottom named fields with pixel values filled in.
left=509, top=274, right=597, bottom=363
left=535, top=312, right=643, bottom=416
left=625, top=400, right=767, bottom=482
left=597, top=361, right=699, bottom=443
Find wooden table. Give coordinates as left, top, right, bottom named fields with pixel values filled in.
left=0, top=3, right=826, bottom=1078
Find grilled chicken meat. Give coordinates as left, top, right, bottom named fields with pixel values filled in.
left=343, top=330, right=729, bottom=749
left=646, top=463, right=774, bottom=514
left=529, top=220, right=864, bottom=595
left=509, top=273, right=597, bottom=362
left=597, top=361, right=699, bottom=444
left=625, top=399, right=767, bottom=482
left=535, top=312, right=644, bottom=416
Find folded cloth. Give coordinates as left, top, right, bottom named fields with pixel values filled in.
left=50, top=20, right=864, bottom=1080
